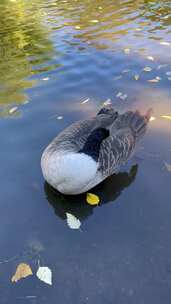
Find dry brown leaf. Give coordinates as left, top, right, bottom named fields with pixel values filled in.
left=11, top=263, right=33, bottom=283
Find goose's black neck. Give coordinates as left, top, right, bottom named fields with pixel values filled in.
left=79, top=128, right=109, bottom=162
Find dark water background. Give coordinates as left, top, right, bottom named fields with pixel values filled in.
left=0, top=0, right=171, bottom=303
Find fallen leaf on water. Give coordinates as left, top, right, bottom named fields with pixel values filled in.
left=124, top=48, right=130, bottom=54
left=150, top=116, right=156, bottom=121
left=11, top=263, right=33, bottom=283
left=42, top=77, right=49, bottom=81
left=75, top=25, right=81, bottom=29
left=147, top=56, right=154, bottom=61
left=135, top=28, right=142, bottom=31
left=9, top=106, right=18, bottom=114
left=134, top=74, right=139, bottom=81
left=90, top=19, right=99, bottom=23
left=66, top=213, right=81, bottom=230
left=81, top=98, right=90, bottom=104
left=164, top=162, right=171, bottom=172
left=36, top=266, right=52, bottom=285
left=143, top=67, right=152, bottom=72
left=160, top=41, right=170, bottom=46
left=98, top=6, right=103, bottom=9
left=86, top=193, right=100, bottom=205
left=161, top=115, right=171, bottom=120
left=57, top=116, right=63, bottom=120
left=116, top=92, right=127, bottom=100
left=148, top=78, right=159, bottom=83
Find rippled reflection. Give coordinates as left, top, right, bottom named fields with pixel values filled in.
left=0, top=0, right=54, bottom=106
left=0, top=0, right=171, bottom=113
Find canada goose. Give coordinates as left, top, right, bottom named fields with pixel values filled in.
left=41, top=106, right=151, bottom=195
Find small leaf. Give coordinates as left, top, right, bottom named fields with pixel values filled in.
left=90, top=19, right=99, bottom=23
left=147, top=56, right=154, bottom=61
left=124, top=48, right=130, bottom=54
left=116, top=92, right=127, bottom=100
left=164, top=162, right=171, bottom=172
left=143, top=67, right=152, bottom=72
left=148, top=78, right=159, bottom=83
left=11, top=263, right=33, bottom=283
left=9, top=106, right=18, bottom=114
left=42, top=77, right=49, bottom=81
left=57, top=116, right=63, bottom=120
left=36, top=266, right=52, bottom=285
left=66, top=213, right=81, bottom=229
left=134, top=74, right=139, bottom=81
left=75, top=25, right=81, bottom=29
left=81, top=98, right=90, bottom=104
left=160, top=41, right=170, bottom=46
left=86, top=193, right=100, bottom=205
left=161, top=115, right=171, bottom=120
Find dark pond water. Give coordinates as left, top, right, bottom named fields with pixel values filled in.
left=0, top=0, right=171, bottom=303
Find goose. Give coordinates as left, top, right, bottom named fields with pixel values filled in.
left=41, top=106, right=151, bottom=195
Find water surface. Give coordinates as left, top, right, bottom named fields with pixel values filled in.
left=0, top=0, right=171, bottom=303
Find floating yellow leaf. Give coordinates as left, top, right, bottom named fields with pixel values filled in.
left=164, top=162, right=171, bottom=172
left=161, top=115, right=171, bottom=120
left=86, top=193, right=100, bottom=205
left=9, top=106, right=18, bottom=114
left=11, top=263, right=33, bottom=283
left=75, top=25, right=81, bottom=29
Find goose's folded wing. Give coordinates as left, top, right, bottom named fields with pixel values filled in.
left=48, top=111, right=118, bottom=153
left=98, top=128, right=135, bottom=177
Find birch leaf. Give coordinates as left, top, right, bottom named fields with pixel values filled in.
left=147, top=56, right=154, bottom=61
left=164, top=162, right=171, bottom=172
left=66, top=213, right=81, bottom=229
left=36, top=266, right=52, bottom=285
left=11, top=263, right=33, bottom=283
left=86, top=193, right=100, bottom=205
left=9, top=107, right=18, bottom=114
left=143, top=67, right=152, bottom=72
left=160, top=41, right=170, bottom=46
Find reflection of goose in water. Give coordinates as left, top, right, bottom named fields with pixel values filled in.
left=44, top=164, right=138, bottom=222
